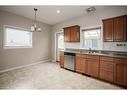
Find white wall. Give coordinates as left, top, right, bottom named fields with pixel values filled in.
left=51, top=7, right=127, bottom=61
left=0, top=10, right=51, bottom=71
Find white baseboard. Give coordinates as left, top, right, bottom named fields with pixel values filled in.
left=0, top=59, right=51, bottom=74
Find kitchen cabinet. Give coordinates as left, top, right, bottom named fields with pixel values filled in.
left=114, top=58, right=127, bottom=86
left=60, top=51, right=127, bottom=87
left=64, top=28, right=71, bottom=42
left=103, top=19, right=114, bottom=41
left=64, top=25, right=80, bottom=42
left=114, top=16, right=127, bottom=41
left=99, top=56, right=114, bottom=82
left=103, top=15, right=127, bottom=42
left=75, top=53, right=86, bottom=74
left=86, top=55, right=100, bottom=77
left=60, top=51, right=64, bottom=68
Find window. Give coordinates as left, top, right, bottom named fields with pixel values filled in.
left=58, top=34, right=64, bottom=49
left=4, top=25, right=32, bottom=48
left=83, top=27, right=101, bottom=49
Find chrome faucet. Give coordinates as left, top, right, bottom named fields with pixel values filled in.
left=88, top=48, right=92, bottom=53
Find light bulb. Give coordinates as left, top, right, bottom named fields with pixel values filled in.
left=37, top=27, right=41, bottom=32
left=31, top=25, right=35, bottom=32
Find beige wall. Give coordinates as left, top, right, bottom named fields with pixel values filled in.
left=0, top=10, right=51, bottom=71
left=51, top=7, right=127, bottom=61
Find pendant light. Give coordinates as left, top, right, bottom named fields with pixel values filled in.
left=31, top=8, right=41, bottom=32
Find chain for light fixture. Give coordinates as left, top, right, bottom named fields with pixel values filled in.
left=31, top=8, right=41, bottom=32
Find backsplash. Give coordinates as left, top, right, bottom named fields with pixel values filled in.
left=103, top=42, right=127, bottom=52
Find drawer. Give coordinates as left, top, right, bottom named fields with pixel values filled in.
left=86, top=54, right=99, bottom=60
left=76, top=53, right=86, bottom=58
left=99, top=69, right=114, bottom=82
left=100, top=61, right=114, bottom=72
left=100, top=56, right=114, bottom=62
left=114, top=58, right=127, bottom=64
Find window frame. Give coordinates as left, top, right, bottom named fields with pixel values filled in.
left=82, top=26, right=102, bottom=50
left=3, top=25, right=33, bottom=49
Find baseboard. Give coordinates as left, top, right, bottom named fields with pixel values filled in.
left=0, top=59, right=51, bottom=74
left=52, top=59, right=56, bottom=62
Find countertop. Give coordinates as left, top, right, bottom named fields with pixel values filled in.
left=61, top=49, right=127, bottom=59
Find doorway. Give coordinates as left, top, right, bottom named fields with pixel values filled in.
left=56, top=32, right=64, bottom=62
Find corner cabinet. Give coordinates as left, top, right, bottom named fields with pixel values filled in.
left=64, top=25, right=80, bottom=42
left=103, top=15, right=127, bottom=42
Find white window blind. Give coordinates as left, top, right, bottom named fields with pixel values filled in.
left=82, top=27, right=101, bottom=49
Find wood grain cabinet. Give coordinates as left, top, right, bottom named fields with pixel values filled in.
left=60, top=51, right=64, bottom=68
left=103, top=15, right=127, bottom=42
left=99, top=56, right=114, bottom=82
left=64, top=28, right=71, bottom=42
left=114, top=58, right=127, bottom=86
left=64, top=25, right=80, bottom=42
left=75, top=53, right=86, bottom=74
left=85, top=55, right=100, bottom=77
left=114, top=16, right=127, bottom=41
left=103, top=19, right=114, bottom=41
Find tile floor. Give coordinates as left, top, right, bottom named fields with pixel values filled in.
left=0, top=62, right=123, bottom=89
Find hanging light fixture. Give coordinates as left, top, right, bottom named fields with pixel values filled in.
left=31, top=8, right=41, bottom=32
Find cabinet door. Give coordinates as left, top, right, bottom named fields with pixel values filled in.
left=86, top=59, right=99, bottom=77
left=114, top=62, right=125, bottom=85
left=76, top=54, right=82, bottom=73
left=99, top=61, right=114, bottom=82
left=70, top=26, right=80, bottom=42
left=103, top=19, right=114, bottom=41
left=114, top=16, right=126, bottom=41
left=124, top=64, right=127, bottom=85
left=76, top=54, right=86, bottom=74
left=60, top=51, right=64, bottom=68
left=64, top=28, right=71, bottom=42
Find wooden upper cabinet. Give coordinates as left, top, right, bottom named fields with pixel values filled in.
left=64, top=28, right=71, bottom=42
left=114, top=16, right=127, bottom=41
left=70, top=26, right=80, bottom=42
left=64, top=25, right=80, bottom=42
left=103, top=15, right=127, bottom=42
left=103, top=19, right=114, bottom=42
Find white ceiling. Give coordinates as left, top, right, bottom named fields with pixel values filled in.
left=0, top=6, right=126, bottom=25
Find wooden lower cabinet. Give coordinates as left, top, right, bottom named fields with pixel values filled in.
left=99, top=61, right=114, bottom=82
left=60, top=51, right=64, bottom=68
left=61, top=52, right=127, bottom=87
left=86, top=59, right=99, bottom=77
left=99, top=56, right=114, bottom=82
left=114, top=58, right=127, bottom=86
left=75, top=53, right=86, bottom=74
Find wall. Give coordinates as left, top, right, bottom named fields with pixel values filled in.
left=51, top=7, right=127, bottom=61
left=0, top=10, right=51, bottom=71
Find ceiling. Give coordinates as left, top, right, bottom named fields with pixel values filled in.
left=0, top=6, right=126, bottom=25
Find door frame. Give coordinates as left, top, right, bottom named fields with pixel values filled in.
left=55, top=30, right=64, bottom=62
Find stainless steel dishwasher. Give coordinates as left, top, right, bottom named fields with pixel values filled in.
left=64, top=52, right=75, bottom=71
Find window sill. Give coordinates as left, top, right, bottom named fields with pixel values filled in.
left=3, top=46, right=33, bottom=49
